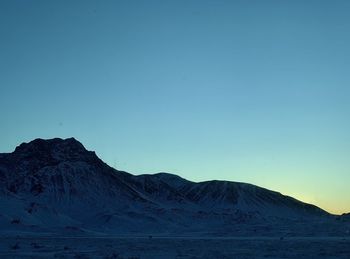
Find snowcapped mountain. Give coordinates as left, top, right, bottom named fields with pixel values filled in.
left=0, top=138, right=340, bottom=236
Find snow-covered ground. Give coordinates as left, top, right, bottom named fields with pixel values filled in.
left=0, top=235, right=349, bottom=258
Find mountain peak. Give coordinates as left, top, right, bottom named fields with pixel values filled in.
left=13, top=137, right=97, bottom=163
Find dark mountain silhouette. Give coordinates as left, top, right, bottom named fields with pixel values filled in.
left=0, top=138, right=344, bottom=236
left=339, top=213, right=350, bottom=222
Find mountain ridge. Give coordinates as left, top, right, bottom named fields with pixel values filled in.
left=1, top=137, right=345, bottom=236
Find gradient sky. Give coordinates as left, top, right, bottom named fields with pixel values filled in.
left=1, top=0, right=349, bottom=214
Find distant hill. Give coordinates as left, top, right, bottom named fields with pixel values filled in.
left=338, top=213, right=350, bottom=222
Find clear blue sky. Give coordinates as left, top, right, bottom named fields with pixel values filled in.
left=1, top=0, right=349, bottom=214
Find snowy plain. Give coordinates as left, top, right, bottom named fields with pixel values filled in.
left=1, top=235, right=350, bottom=258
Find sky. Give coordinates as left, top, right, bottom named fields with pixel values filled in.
left=1, top=0, right=349, bottom=214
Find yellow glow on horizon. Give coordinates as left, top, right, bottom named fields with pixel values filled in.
left=281, top=191, right=348, bottom=215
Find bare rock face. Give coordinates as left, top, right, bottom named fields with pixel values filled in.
left=13, top=137, right=98, bottom=164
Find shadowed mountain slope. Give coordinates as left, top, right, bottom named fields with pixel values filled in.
left=0, top=138, right=340, bottom=236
